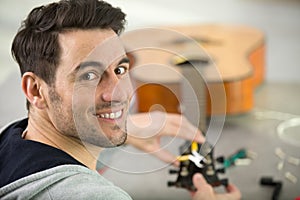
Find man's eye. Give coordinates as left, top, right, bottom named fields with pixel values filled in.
left=114, top=66, right=127, bottom=75
left=80, top=72, right=98, bottom=81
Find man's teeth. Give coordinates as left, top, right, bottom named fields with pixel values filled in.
left=98, top=110, right=122, bottom=119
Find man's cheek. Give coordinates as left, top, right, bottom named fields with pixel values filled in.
left=72, top=87, right=98, bottom=126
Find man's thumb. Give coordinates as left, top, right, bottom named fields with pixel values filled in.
left=193, top=173, right=208, bottom=190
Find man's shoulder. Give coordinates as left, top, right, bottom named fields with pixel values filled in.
left=0, top=118, right=85, bottom=188
left=46, top=165, right=132, bottom=199
left=0, top=165, right=132, bottom=200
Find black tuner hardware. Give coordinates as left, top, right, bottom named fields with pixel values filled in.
left=260, top=177, right=282, bottom=200
left=168, top=141, right=228, bottom=191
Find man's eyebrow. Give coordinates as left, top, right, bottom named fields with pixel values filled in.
left=75, top=57, right=129, bottom=73
left=68, top=61, right=103, bottom=80
left=118, top=57, right=130, bottom=65
left=75, top=61, right=103, bottom=72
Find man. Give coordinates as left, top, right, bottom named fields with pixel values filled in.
left=0, top=0, right=241, bottom=199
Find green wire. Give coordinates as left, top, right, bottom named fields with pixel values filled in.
left=224, top=149, right=247, bottom=168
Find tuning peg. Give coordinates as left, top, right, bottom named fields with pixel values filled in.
left=216, top=156, right=225, bottom=163
left=216, top=168, right=226, bottom=174
left=167, top=181, right=176, bottom=187
left=169, top=169, right=179, bottom=174
left=220, top=178, right=229, bottom=186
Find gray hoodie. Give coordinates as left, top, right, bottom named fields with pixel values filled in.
left=0, top=120, right=132, bottom=200
left=0, top=164, right=132, bottom=200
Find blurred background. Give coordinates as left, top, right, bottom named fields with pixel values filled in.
left=0, top=0, right=300, bottom=125
left=1, top=0, right=300, bottom=125
left=1, top=0, right=300, bottom=199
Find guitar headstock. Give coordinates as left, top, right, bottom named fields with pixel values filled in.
left=168, top=141, right=228, bottom=191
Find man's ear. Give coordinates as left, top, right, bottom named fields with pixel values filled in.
left=21, top=72, right=48, bottom=109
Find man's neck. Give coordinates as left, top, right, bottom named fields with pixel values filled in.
left=25, top=113, right=102, bottom=170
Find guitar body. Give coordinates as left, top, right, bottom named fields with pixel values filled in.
left=127, top=24, right=265, bottom=115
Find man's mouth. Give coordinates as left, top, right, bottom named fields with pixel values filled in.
left=95, top=110, right=123, bottom=120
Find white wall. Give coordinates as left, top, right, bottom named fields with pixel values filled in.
left=1, top=0, right=300, bottom=83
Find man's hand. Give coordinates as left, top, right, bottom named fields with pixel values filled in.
left=192, top=174, right=241, bottom=200
left=126, top=111, right=205, bottom=165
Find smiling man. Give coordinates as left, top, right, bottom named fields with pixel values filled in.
left=0, top=0, right=133, bottom=199
left=53, top=30, right=131, bottom=150
left=0, top=0, right=241, bottom=199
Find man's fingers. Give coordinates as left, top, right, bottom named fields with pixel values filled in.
left=192, top=173, right=213, bottom=191
left=191, top=173, right=215, bottom=200
left=193, top=173, right=205, bottom=190
left=214, top=184, right=241, bottom=200
left=226, top=184, right=239, bottom=193
left=165, top=114, right=205, bottom=143
left=224, top=184, right=242, bottom=199
left=152, top=149, right=179, bottom=166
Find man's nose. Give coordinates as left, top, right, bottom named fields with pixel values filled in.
left=99, top=74, right=127, bottom=102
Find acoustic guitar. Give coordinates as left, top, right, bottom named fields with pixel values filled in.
left=125, top=24, right=265, bottom=115
left=122, top=24, right=264, bottom=189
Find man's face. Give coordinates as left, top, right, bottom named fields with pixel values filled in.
left=47, top=29, right=132, bottom=148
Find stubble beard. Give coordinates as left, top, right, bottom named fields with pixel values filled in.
left=48, top=87, right=128, bottom=148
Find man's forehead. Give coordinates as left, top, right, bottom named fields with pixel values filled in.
left=83, top=34, right=126, bottom=67
left=59, top=29, right=117, bottom=52
left=58, top=29, right=126, bottom=74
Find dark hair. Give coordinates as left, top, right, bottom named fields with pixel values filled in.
left=11, top=0, right=126, bottom=109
